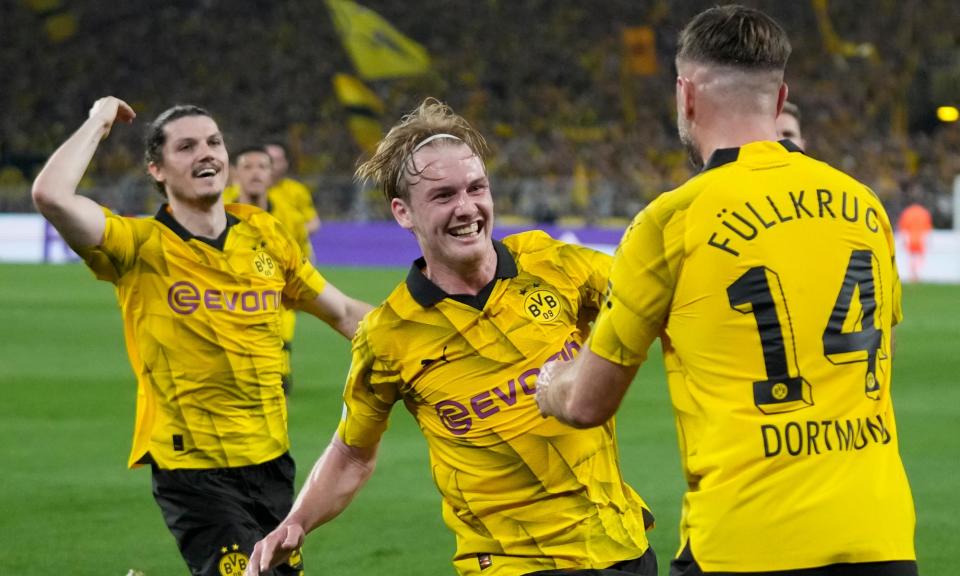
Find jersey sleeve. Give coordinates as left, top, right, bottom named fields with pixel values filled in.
left=589, top=201, right=681, bottom=367
left=76, top=207, right=140, bottom=283
left=276, top=219, right=326, bottom=303
left=336, top=318, right=401, bottom=448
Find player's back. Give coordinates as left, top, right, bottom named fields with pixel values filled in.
left=656, top=141, right=915, bottom=571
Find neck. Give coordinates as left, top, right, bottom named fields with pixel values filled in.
left=238, top=190, right=269, bottom=211
left=167, top=196, right=227, bottom=238
left=697, top=114, right=780, bottom=165
left=423, top=247, right=498, bottom=296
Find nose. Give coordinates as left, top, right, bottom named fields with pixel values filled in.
left=453, top=191, right=477, bottom=217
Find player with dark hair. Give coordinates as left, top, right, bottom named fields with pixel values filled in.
left=265, top=141, right=321, bottom=251
left=231, top=144, right=309, bottom=393
left=31, top=96, right=372, bottom=576
left=776, top=100, right=806, bottom=150
left=247, top=98, right=657, bottom=576
left=537, top=5, right=917, bottom=576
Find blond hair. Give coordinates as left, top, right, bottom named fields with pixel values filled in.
left=355, top=98, right=488, bottom=201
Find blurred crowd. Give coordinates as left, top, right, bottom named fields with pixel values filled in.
left=2, top=0, right=958, bottom=227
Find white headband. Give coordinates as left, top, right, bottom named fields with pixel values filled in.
left=412, top=133, right=462, bottom=152
left=397, top=133, right=464, bottom=191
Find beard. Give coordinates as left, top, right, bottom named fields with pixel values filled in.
left=677, top=116, right=704, bottom=171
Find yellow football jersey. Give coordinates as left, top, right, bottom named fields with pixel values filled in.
left=79, top=203, right=327, bottom=469
left=338, top=231, right=651, bottom=576
left=272, top=177, right=319, bottom=226
left=227, top=179, right=316, bottom=258
left=591, top=141, right=915, bottom=572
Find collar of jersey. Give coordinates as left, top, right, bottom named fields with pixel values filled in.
left=155, top=203, right=240, bottom=251
left=406, top=239, right=519, bottom=309
left=702, top=139, right=803, bottom=172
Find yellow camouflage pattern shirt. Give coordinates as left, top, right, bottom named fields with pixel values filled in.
left=591, top=141, right=915, bottom=572
left=338, top=231, right=652, bottom=576
left=80, top=203, right=326, bottom=469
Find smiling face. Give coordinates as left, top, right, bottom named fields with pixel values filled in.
left=391, top=142, right=494, bottom=275
left=147, top=115, right=228, bottom=205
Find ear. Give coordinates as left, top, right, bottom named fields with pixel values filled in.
left=776, top=82, right=789, bottom=116
left=391, top=198, right=413, bottom=230
left=677, top=76, right=696, bottom=120
left=147, top=162, right=165, bottom=187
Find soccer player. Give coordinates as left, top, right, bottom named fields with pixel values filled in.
left=776, top=100, right=806, bottom=150
left=536, top=5, right=917, bottom=576
left=31, top=96, right=372, bottom=576
left=266, top=142, right=321, bottom=252
left=231, top=145, right=309, bottom=393
left=897, top=202, right=932, bottom=283
left=246, top=99, right=657, bottom=576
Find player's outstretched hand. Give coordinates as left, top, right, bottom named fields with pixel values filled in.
left=88, top=96, right=136, bottom=138
left=245, top=522, right=305, bottom=575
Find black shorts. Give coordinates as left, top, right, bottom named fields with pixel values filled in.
left=152, top=453, right=305, bottom=576
left=670, top=542, right=918, bottom=576
left=523, top=546, right=658, bottom=576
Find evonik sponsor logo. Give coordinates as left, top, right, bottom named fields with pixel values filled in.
left=436, top=339, right=581, bottom=435
left=167, top=281, right=281, bottom=315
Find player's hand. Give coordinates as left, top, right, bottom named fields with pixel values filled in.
left=245, top=523, right=305, bottom=575
left=88, top=96, right=136, bottom=138
left=535, top=359, right=566, bottom=418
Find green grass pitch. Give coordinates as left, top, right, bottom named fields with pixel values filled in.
left=0, top=263, right=955, bottom=574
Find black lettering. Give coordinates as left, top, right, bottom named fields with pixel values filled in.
left=708, top=233, right=740, bottom=256
left=790, top=191, right=814, bottom=218
left=867, top=414, right=892, bottom=444
left=821, top=420, right=833, bottom=450
left=806, top=421, right=821, bottom=454
left=761, top=424, right=782, bottom=457
left=854, top=418, right=869, bottom=450
left=723, top=211, right=759, bottom=240
left=528, top=304, right=541, bottom=317
left=841, top=191, right=860, bottom=223
left=767, top=195, right=793, bottom=223
left=817, top=189, right=836, bottom=218
left=836, top=419, right=854, bottom=450
left=785, top=422, right=803, bottom=456
left=865, top=207, right=880, bottom=233
left=746, top=201, right=776, bottom=229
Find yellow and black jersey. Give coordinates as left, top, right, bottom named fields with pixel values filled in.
left=78, top=203, right=327, bottom=469
left=591, top=140, right=915, bottom=572
left=337, top=231, right=651, bottom=576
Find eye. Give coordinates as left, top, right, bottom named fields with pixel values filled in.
left=178, top=142, right=194, bottom=151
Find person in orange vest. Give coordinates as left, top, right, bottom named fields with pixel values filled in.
left=897, top=202, right=933, bottom=282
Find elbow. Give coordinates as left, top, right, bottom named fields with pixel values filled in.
left=31, top=182, right=52, bottom=212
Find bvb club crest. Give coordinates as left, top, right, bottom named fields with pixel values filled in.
left=218, top=544, right=248, bottom=575
left=522, top=286, right=562, bottom=324
left=252, top=250, right=276, bottom=278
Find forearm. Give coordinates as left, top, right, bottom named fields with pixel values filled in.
left=537, top=348, right=636, bottom=428
left=284, top=436, right=377, bottom=534
left=32, top=97, right=133, bottom=249
left=33, top=115, right=109, bottom=210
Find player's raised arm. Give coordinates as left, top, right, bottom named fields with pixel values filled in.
left=31, top=96, right=136, bottom=250
left=299, top=282, right=374, bottom=340
left=246, top=435, right=378, bottom=575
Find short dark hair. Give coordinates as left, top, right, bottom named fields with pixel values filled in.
left=144, top=104, right=213, bottom=194
left=677, top=4, right=791, bottom=71
left=781, top=100, right=801, bottom=122
left=232, top=144, right=272, bottom=164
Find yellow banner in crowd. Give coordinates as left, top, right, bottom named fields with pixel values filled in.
left=326, top=0, right=431, bottom=80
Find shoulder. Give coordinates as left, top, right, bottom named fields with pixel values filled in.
left=501, top=229, right=560, bottom=255
left=355, top=281, right=415, bottom=355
